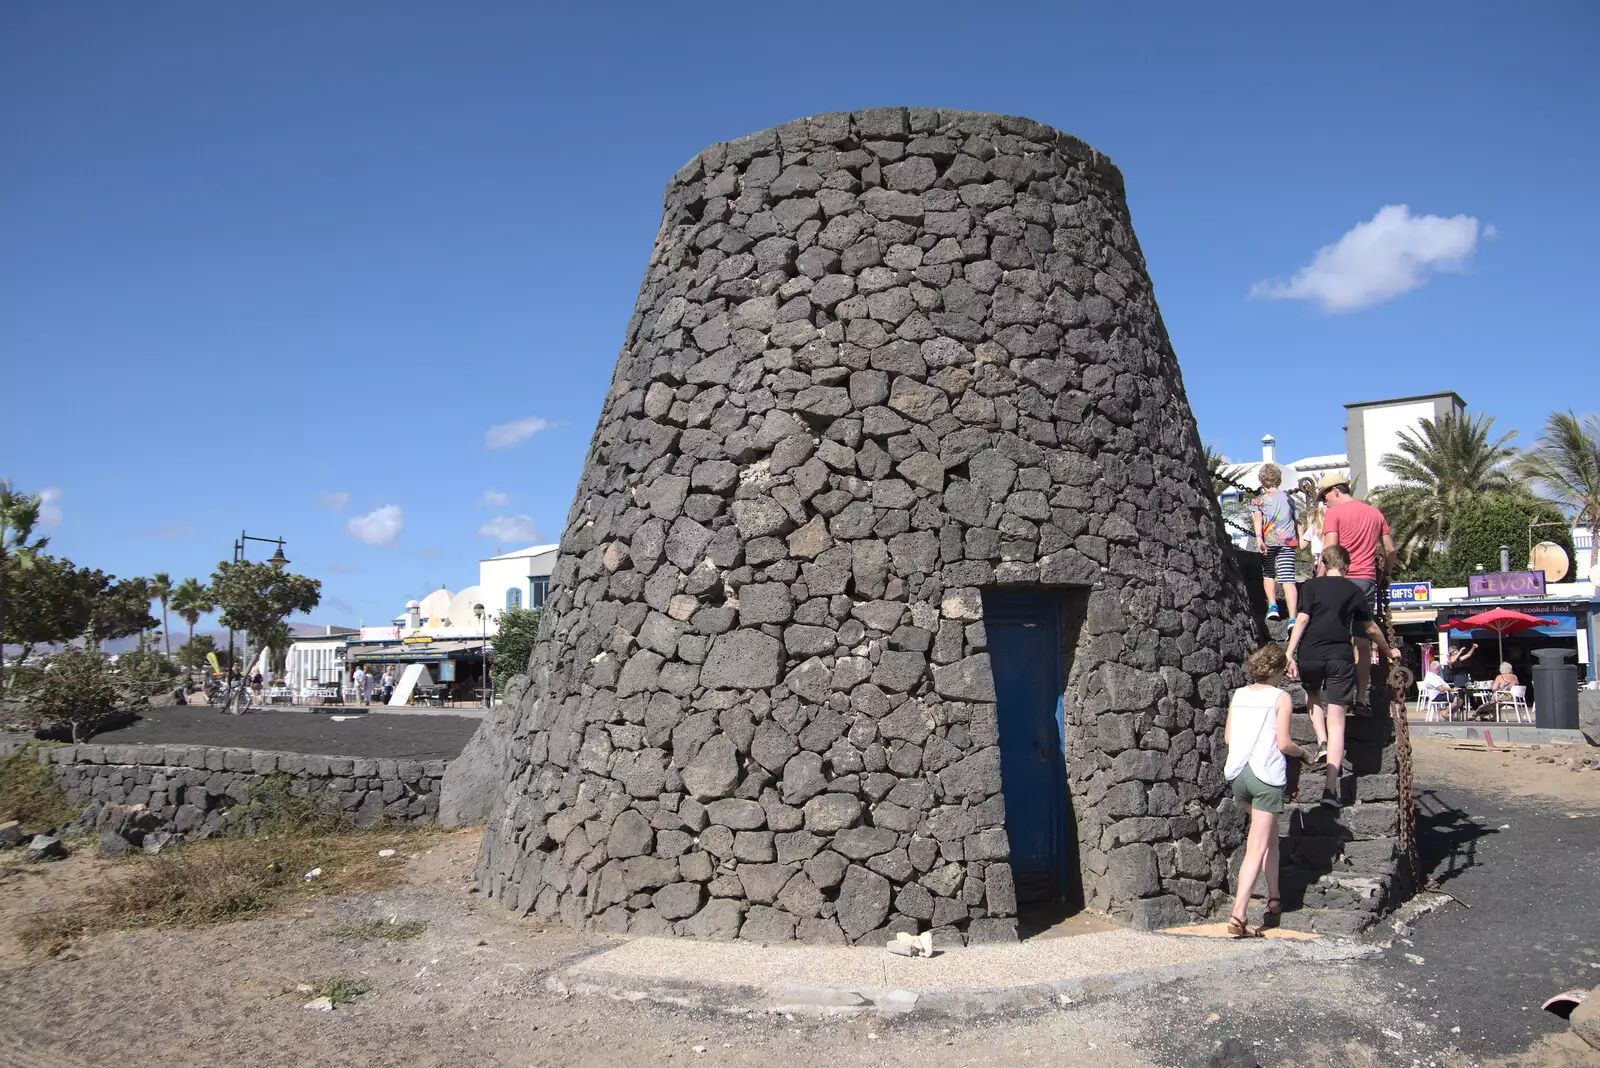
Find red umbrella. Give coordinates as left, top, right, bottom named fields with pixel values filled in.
left=1443, top=608, right=1558, bottom=661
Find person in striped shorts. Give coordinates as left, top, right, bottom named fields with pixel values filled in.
left=1251, top=463, right=1300, bottom=622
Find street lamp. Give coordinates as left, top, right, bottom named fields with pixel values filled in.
left=473, top=603, right=490, bottom=708
left=225, top=531, right=289, bottom=693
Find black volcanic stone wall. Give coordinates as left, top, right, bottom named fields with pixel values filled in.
left=475, top=108, right=1256, bottom=944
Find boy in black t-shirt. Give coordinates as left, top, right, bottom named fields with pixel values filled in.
left=1285, top=545, right=1395, bottom=808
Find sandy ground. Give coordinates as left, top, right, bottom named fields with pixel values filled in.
left=0, top=744, right=1594, bottom=1067
left=1409, top=737, right=1600, bottom=810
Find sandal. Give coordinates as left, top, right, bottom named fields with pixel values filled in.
left=1265, top=897, right=1282, bottom=918
left=1226, top=915, right=1261, bottom=939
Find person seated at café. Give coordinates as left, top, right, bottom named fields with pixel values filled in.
left=1490, top=661, right=1519, bottom=712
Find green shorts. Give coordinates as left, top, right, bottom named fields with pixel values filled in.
left=1229, top=766, right=1285, bottom=813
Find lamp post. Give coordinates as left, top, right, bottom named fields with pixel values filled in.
left=225, top=532, right=289, bottom=691
left=473, top=603, right=490, bottom=708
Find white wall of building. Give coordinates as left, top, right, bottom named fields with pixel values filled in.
left=1358, top=400, right=1437, bottom=493
left=479, top=544, right=558, bottom=620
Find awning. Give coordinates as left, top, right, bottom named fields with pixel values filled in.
left=345, top=639, right=488, bottom=663
left=1391, top=610, right=1438, bottom=625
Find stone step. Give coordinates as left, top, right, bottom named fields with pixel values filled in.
left=1276, top=906, right=1379, bottom=937
left=1279, top=800, right=1399, bottom=841
left=1281, top=833, right=1400, bottom=876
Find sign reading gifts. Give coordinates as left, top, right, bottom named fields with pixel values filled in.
left=1467, top=570, right=1547, bottom=598
left=1388, top=582, right=1432, bottom=604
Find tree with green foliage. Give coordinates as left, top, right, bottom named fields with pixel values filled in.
left=84, top=573, right=157, bottom=651
left=491, top=605, right=542, bottom=693
left=170, top=578, right=215, bottom=658
left=263, top=621, right=294, bottom=677
left=1, top=555, right=96, bottom=661
left=1512, top=409, right=1600, bottom=571
left=209, top=560, right=320, bottom=671
left=1371, top=412, right=1519, bottom=568
left=1414, top=492, right=1576, bottom=587
left=149, top=572, right=174, bottom=658
left=1, top=482, right=52, bottom=687
left=176, top=633, right=218, bottom=671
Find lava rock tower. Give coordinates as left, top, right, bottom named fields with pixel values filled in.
left=475, top=108, right=1258, bottom=944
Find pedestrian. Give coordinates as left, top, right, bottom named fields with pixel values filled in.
left=1317, top=474, right=1397, bottom=712
left=381, top=666, right=396, bottom=705
left=1446, top=642, right=1480, bottom=717
left=350, top=665, right=366, bottom=706
left=1286, top=545, right=1398, bottom=808
left=1224, top=644, right=1316, bottom=937
left=360, top=665, right=376, bottom=706
left=1251, top=463, right=1300, bottom=621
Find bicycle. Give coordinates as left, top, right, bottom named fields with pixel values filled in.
left=207, top=675, right=253, bottom=715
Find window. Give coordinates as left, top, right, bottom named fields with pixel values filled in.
left=531, top=575, right=549, bottom=608
left=506, top=588, right=522, bottom=610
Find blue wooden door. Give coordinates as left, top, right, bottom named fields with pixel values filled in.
left=982, top=588, right=1068, bottom=904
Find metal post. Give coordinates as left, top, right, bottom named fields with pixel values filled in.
left=1500, top=545, right=1511, bottom=572
left=482, top=613, right=491, bottom=708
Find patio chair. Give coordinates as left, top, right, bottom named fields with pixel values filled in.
left=1417, top=687, right=1451, bottom=722
left=1493, top=684, right=1530, bottom=725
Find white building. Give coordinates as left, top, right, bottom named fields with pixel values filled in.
left=1344, top=391, right=1466, bottom=497
left=280, top=624, right=359, bottom=690
left=479, top=543, right=559, bottom=616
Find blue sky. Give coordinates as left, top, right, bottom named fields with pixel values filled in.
left=3, top=2, right=1595, bottom=629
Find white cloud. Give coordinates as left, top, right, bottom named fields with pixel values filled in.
left=477, top=515, right=542, bottom=543
left=346, top=505, right=403, bottom=546
left=480, top=489, right=512, bottom=507
left=316, top=490, right=350, bottom=513
left=485, top=417, right=550, bottom=451
left=1250, top=205, right=1483, bottom=312
left=37, top=487, right=62, bottom=527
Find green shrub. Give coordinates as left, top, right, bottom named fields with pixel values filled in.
left=30, top=650, right=122, bottom=742
left=238, top=772, right=355, bottom=837
left=0, top=743, right=77, bottom=830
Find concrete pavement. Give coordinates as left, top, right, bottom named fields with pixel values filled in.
left=552, top=924, right=1360, bottom=1016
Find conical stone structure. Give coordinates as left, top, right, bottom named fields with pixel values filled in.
left=475, top=108, right=1257, bottom=944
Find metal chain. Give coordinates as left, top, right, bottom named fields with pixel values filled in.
left=1377, top=570, right=1422, bottom=891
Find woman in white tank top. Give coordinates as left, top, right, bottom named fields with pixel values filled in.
left=1223, top=645, right=1315, bottom=937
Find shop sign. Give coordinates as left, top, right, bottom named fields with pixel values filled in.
left=1467, top=570, right=1546, bottom=598
left=1389, top=582, right=1432, bottom=604
left=402, top=634, right=435, bottom=645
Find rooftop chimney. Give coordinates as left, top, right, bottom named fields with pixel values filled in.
left=1261, top=434, right=1277, bottom=464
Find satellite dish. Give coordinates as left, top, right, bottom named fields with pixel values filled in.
left=1529, top=541, right=1570, bottom=583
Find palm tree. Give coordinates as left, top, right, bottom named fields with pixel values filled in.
left=1, top=481, right=51, bottom=687
left=1512, top=409, right=1600, bottom=570
left=150, top=571, right=174, bottom=658
left=1371, top=412, right=1519, bottom=566
left=170, top=578, right=215, bottom=665
left=1203, top=445, right=1253, bottom=540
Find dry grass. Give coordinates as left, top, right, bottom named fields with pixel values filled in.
left=331, top=918, right=428, bottom=941
left=22, top=827, right=438, bottom=954
left=0, top=744, right=78, bottom=831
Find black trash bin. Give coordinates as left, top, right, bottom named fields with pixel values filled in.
left=1531, top=648, right=1579, bottom=730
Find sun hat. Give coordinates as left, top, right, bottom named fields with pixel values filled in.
left=1316, top=473, right=1350, bottom=498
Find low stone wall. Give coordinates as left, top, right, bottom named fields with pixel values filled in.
left=1, top=740, right=446, bottom=840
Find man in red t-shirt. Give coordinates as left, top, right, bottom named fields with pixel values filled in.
left=1318, top=474, right=1397, bottom=711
